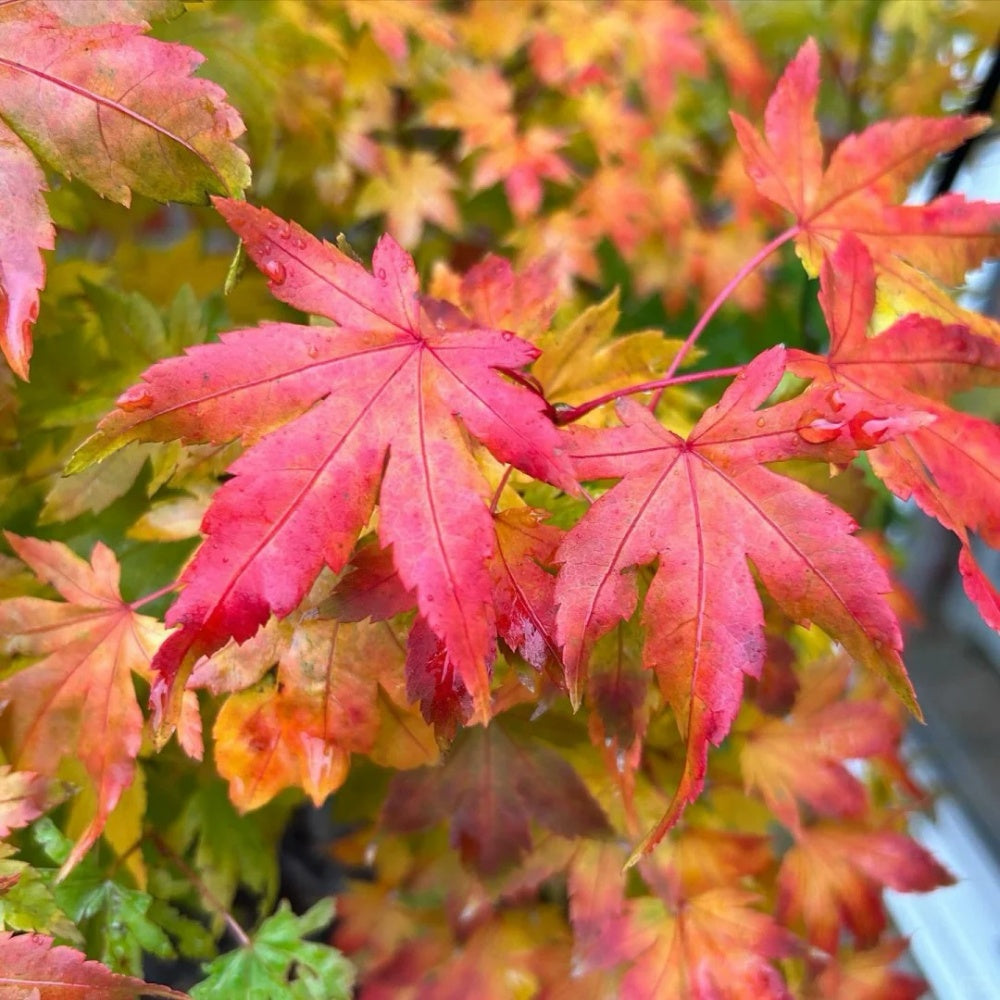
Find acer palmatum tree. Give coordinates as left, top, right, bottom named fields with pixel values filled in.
left=0, top=2, right=998, bottom=997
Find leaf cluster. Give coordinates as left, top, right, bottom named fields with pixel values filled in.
left=1, top=2, right=998, bottom=997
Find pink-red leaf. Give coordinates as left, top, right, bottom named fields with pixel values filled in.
left=555, top=347, right=919, bottom=859
left=72, top=202, right=575, bottom=741
left=0, top=931, right=188, bottom=999
left=0, top=122, right=52, bottom=380
left=788, top=234, right=1000, bottom=627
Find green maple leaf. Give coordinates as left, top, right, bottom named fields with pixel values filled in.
left=191, top=899, right=354, bottom=1000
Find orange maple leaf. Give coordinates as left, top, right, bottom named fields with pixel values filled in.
left=731, top=38, right=1000, bottom=336
left=740, top=656, right=902, bottom=833
left=620, top=888, right=797, bottom=999
left=777, top=824, right=953, bottom=953
left=208, top=610, right=435, bottom=812
left=0, top=535, right=177, bottom=873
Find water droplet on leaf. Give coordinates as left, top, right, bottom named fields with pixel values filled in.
left=755, top=416, right=766, bottom=428
left=263, top=259, right=286, bottom=285
left=501, top=330, right=515, bottom=341
left=377, top=267, right=388, bottom=283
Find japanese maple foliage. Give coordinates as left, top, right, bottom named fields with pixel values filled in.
left=1, top=4, right=997, bottom=998
left=0, top=0, right=248, bottom=379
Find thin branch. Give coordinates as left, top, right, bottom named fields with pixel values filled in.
left=646, top=225, right=800, bottom=412
left=149, top=830, right=251, bottom=948
left=553, top=366, right=744, bottom=425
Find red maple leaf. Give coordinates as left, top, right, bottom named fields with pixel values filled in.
left=788, top=235, right=1000, bottom=627
left=0, top=0, right=248, bottom=378
left=70, top=202, right=576, bottom=740
left=382, top=715, right=610, bottom=877
left=554, top=346, right=924, bottom=859
left=0, top=931, right=187, bottom=1000
left=331, top=507, right=564, bottom=736
left=731, top=38, right=1000, bottom=336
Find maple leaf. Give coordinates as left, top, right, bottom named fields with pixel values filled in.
left=807, top=939, right=926, bottom=1000
left=430, top=251, right=560, bottom=345
left=0, top=534, right=168, bottom=874
left=472, top=124, right=573, bottom=221
left=355, top=147, right=459, bottom=248
left=381, top=716, right=610, bottom=877
left=330, top=507, right=564, bottom=737
left=70, top=201, right=576, bottom=740
left=555, top=346, right=923, bottom=859
left=211, top=612, right=436, bottom=812
left=190, top=899, right=353, bottom=1000
left=585, top=884, right=798, bottom=1000
left=777, top=824, right=953, bottom=953
left=425, top=64, right=515, bottom=153
left=788, top=234, right=1000, bottom=627
left=0, top=766, right=61, bottom=839
left=0, top=1, right=249, bottom=378
left=740, top=656, right=902, bottom=832
left=0, top=930, right=188, bottom=999
left=731, top=38, right=1000, bottom=336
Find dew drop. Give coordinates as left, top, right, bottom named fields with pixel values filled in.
left=306, top=344, right=319, bottom=359
left=259, top=240, right=272, bottom=255
left=293, top=236, right=307, bottom=250
left=266, top=218, right=279, bottom=231
left=615, top=749, right=627, bottom=774
left=263, top=259, right=287, bottom=285
left=279, top=222, right=292, bottom=240
left=377, top=267, right=388, bottom=283
left=118, top=386, right=154, bottom=411
left=755, top=416, right=765, bottom=428
left=501, top=330, right=515, bottom=342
